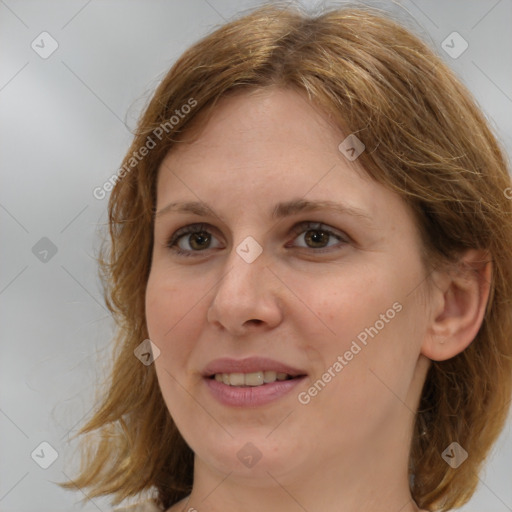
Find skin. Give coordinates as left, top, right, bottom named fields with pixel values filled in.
left=145, top=87, right=491, bottom=512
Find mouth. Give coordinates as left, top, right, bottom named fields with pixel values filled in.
left=202, top=357, right=307, bottom=407
left=209, top=370, right=300, bottom=387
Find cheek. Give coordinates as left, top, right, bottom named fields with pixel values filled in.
left=145, top=272, right=206, bottom=366
left=145, top=274, right=208, bottom=429
left=291, top=266, right=401, bottom=353
left=293, top=266, right=420, bottom=397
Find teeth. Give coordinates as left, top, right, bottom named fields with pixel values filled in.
left=263, top=371, right=277, bottom=383
left=229, top=373, right=245, bottom=386
left=245, top=372, right=264, bottom=386
left=212, top=371, right=294, bottom=387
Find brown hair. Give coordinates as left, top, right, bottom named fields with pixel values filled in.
left=60, top=3, right=512, bottom=511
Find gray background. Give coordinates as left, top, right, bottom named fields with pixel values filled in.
left=1, top=1, right=511, bottom=511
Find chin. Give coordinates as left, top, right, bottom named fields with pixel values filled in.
left=190, top=428, right=308, bottom=481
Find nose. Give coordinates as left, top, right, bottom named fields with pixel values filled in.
left=206, top=245, right=284, bottom=336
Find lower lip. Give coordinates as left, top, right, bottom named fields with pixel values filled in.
left=205, top=376, right=306, bottom=407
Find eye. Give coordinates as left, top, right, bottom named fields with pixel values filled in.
left=166, top=223, right=222, bottom=257
left=287, top=221, right=349, bottom=251
left=166, top=221, right=349, bottom=257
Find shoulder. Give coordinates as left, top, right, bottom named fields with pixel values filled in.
left=112, top=500, right=163, bottom=512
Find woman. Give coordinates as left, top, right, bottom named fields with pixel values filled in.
left=60, top=3, right=512, bottom=512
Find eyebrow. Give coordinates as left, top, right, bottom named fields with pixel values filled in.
left=155, top=198, right=372, bottom=223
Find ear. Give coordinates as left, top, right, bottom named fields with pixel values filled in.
left=421, top=249, right=492, bottom=361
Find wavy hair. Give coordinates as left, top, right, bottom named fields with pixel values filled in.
left=60, top=3, right=512, bottom=511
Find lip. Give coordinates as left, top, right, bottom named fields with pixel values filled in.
left=202, top=357, right=306, bottom=377
left=202, top=357, right=307, bottom=407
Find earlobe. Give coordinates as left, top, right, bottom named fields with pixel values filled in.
left=421, top=250, right=492, bottom=362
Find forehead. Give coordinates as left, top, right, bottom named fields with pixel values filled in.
left=157, top=87, right=366, bottom=189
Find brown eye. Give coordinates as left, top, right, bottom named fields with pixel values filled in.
left=303, top=229, right=331, bottom=248
left=186, top=231, right=212, bottom=250
left=290, top=221, right=349, bottom=250
left=166, top=224, right=222, bottom=257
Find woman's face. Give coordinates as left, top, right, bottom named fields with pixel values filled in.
left=146, top=87, right=432, bottom=485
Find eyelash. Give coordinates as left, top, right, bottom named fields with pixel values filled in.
left=165, top=222, right=350, bottom=258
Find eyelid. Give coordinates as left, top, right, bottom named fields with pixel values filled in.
left=289, top=221, right=351, bottom=244
left=166, top=223, right=212, bottom=246
left=166, top=222, right=217, bottom=252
